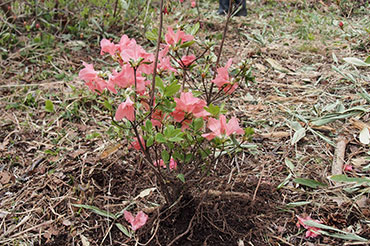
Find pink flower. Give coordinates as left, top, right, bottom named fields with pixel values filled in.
left=109, top=65, right=150, bottom=94
left=129, top=136, right=145, bottom=151
left=202, top=115, right=244, bottom=141
left=172, top=92, right=210, bottom=122
left=296, top=215, right=322, bottom=238
left=191, top=1, right=196, bottom=7
left=165, top=27, right=194, bottom=47
left=181, top=55, right=196, bottom=67
left=115, top=98, right=135, bottom=121
left=158, top=46, right=176, bottom=72
left=79, top=62, right=110, bottom=93
left=151, top=110, right=165, bottom=127
left=211, top=59, right=238, bottom=94
left=343, top=164, right=353, bottom=171
left=79, top=62, right=98, bottom=82
left=100, top=38, right=117, bottom=56
left=124, top=211, right=148, bottom=231
left=109, top=66, right=134, bottom=89
left=154, top=158, right=177, bottom=170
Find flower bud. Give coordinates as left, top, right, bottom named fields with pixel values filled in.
left=339, top=21, right=344, bottom=29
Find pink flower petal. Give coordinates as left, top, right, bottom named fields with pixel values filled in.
left=124, top=211, right=148, bottom=231
left=115, top=98, right=135, bottom=121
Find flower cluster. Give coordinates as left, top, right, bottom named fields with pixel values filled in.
left=79, top=28, right=243, bottom=138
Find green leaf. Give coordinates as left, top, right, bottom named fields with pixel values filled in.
left=343, top=57, right=370, bottom=67
left=305, top=221, right=369, bottom=242
left=177, top=173, right=185, bottom=183
left=319, top=230, right=369, bottom=242
left=161, top=150, right=170, bottom=163
left=277, top=173, right=292, bottom=190
left=155, top=76, right=165, bottom=94
left=205, top=104, right=220, bottom=116
left=365, top=56, right=370, bottom=64
left=193, top=118, right=204, bottom=131
left=145, top=28, right=158, bottom=41
left=155, top=133, right=166, bottom=143
left=329, top=174, right=370, bottom=184
left=115, top=223, right=131, bottom=238
left=169, top=136, right=183, bottom=142
left=311, top=109, right=365, bottom=126
left=291, top=128, right=306, bottom=145
left=164, top=82, right=181, bottom=97
left=173, top=151, right=185, bottom=161
left=293, top=178, right=326, bottom=188
left=286, top=201, right=311, bottom=207
left=164, top=125, right=175, bottom=137
left=179, top=40, right=195, bottom=48
left=72, top=204, right=116, bottom=219
left=45, top=100, right=54, bottom=113
left=189, top=22, right=200, bottom=35
left=244, top=127, right=254, bottom=138
left=103, top=100, right=112, bottom=111
left=146, top=136, right=154, bottom=147
left=145, top=120, right=153, bottom=133
left=285, top=158, right=295, bottom=172
left=290, top=121, right=303, bottom=131
left=185, top=153, right=193, bottom=163
left=359, top=88, right=370, bottom=103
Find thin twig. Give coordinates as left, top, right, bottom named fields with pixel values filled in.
left=149, top=0, right=165, bottom=112
left=207, top=0, right=233, bottom=104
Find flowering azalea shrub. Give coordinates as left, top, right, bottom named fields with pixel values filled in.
left=79, top=25, right=250, bottom=205
left=78, top=4, right=251, bottom=226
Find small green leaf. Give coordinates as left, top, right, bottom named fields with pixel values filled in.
left=343, top=57, right=370, bottom=67
left=319, top=230, right=369, bottom=242
left=290, top=121, right=303, bottom=131
left=72, top=204, right=116, bottom=219
left=286, top=201, right=311, bottom=207
left=277, top=173, right=292, bottom=190
left=173, top=151, right=185, bottom=161
left=179, top=40, right=195, bottom=48
left=45, top=100, right=54, bottom=112
left=145, top=28, right=158, bottom=41
left=169, top=136, right=183, bottom=142
left=305, top=221, right=369, bottom=242
left=164, top=82, right=181, bottom=97
left=155, top=76, right=165, bottom=94
left=193, top=118, right=204, bottom=131
left=177, top=173, right=185, bottom=183
left=291, top=128, right=306, bottom=145
left=146, top=136, right=154, bottom=147
left=145, top=120, right=153, bottom=133
left=185, top=153, right=193, bottom=163
left=205, top=104, right=220, bottom=116
left=155, top=133, right=166, bottom=143
left=293, top=178, right=326, bottom=188
left=365, top=56, right=370, bottom=64
left=103, top=100, right=112, bottom=111
left=115, top=223, right=131, bottom=238
left=189, top=22, right=200, bottom=35
left=161, top=150, right=170, bottom=163
left=285, top=158, right=295, bottom=172
left=329, top=174, right=370, bottom=184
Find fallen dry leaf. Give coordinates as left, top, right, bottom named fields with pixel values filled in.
left=0, top=171, right=12, bottom=184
